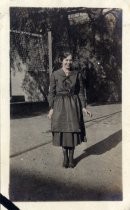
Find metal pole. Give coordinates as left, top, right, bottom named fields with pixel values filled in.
left=48, top=30, right=52, bottom=77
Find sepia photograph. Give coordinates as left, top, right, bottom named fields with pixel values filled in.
left=9, top=7, right=122, bottom=202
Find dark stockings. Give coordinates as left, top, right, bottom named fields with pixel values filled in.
left=68, top=147, right=74, bottom=163
left=62, top=147, right=69, bottom=168
left=68, top=147, right=75, bottom=168
left=62, top=147, right=75, bottom=168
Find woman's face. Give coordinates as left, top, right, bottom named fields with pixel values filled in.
left=62, top=55, right=73, bottom=70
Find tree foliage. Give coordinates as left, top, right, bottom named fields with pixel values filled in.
left=10, top=7, right=122, bottom=103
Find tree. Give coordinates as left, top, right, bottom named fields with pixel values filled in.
left=10, top=7, right=122, bottom=103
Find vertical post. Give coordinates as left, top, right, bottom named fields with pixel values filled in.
left=48, top=30, right=52, bottom=77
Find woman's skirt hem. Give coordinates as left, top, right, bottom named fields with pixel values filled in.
left=52, top=132, right=87, bottom=147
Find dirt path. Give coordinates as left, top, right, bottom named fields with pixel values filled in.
left=10, top=104, right=122, bottom=201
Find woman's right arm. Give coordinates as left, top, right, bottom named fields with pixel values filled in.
left=47, top=73, right=56, bottom=119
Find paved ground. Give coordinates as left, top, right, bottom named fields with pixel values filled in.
left=10, top=104, right=122, bottom=201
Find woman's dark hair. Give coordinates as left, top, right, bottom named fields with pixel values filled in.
left=59, top=51, right=73, bottom=62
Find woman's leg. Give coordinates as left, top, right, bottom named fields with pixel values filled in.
left=62, top=147, right=69, bottom=168
left=68, top=147, right=75, bottom=168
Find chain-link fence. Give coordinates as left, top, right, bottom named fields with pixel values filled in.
left=10, top=30, right=49, bottom=102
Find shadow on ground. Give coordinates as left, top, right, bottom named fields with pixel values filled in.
left=10, top=102, right=49, bottom=119
left=75, top=130, right=122, bottom=166
left=9, top=168, right=122, bottom=201
left=10, top=130, right=122, bottom=201
left=90, top=102, right=122, bottom=106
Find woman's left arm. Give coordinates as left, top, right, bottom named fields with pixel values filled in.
left=78, top=72, right=92, bottom=117
left=78, top=72, right=86, bottom=108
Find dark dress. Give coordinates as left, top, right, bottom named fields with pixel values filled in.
left=48, top=68, right=87, bottom=147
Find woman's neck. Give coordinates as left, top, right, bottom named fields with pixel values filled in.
left=62, top=67, right=71, bottom=76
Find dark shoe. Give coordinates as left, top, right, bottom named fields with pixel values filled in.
left=63, top=160, right=69, bottom=168
left=69, top=161, right=75, bottom=168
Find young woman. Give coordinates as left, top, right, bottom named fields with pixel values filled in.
left=48, top=52, right=92, bottom=168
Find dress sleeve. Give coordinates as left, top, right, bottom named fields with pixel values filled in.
left=48, top=73, right=56, bottom=108
left=78, top=72, right=87, bottom=108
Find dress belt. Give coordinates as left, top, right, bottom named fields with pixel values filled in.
left=56, top=92, right=77, bottom=96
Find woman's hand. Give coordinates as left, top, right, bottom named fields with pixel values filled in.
left=47, top=109, right=53, bottom=120
left=82, top=107, right=92, bottom=118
